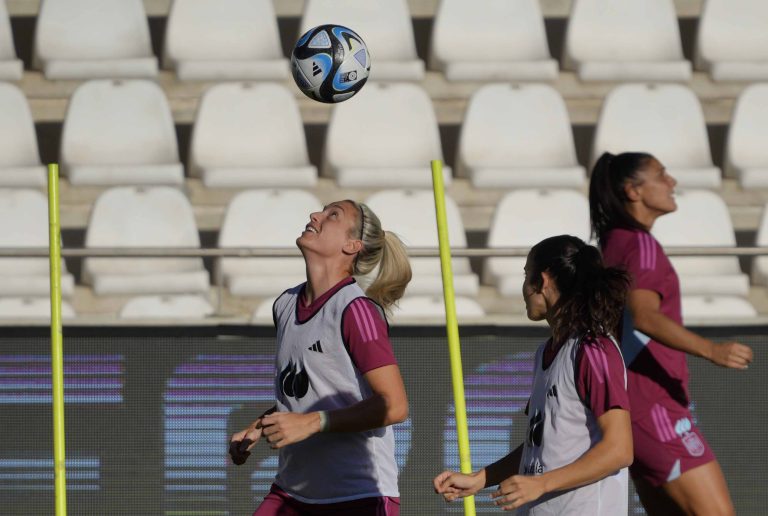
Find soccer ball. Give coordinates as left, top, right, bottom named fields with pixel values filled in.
left=291, top=25, right=371, bottom=104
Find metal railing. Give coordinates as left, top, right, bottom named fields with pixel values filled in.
left=1, top=246, right=768, bottom=257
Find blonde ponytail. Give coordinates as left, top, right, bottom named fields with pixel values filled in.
left=349, top=201, right=412, bottom=311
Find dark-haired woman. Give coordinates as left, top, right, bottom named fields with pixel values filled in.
left=590, top=152, right=753, bottom=516
left=434, top=235, right=633, bottom=515
left=229, top=200, right=411, bottom=516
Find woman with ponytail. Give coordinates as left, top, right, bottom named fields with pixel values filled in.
left=590, top=152, right=752, bottom=515
left=229, top=199, right=411, bottom=515
left=434, top=235, right=633, bottom=515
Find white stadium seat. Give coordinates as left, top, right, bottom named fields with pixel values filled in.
left=592, top=84, right=721, bottom=189
left=390, top=295, right=486, bottom=323
left=696, top=0, right=768, bottom=82
left=563, top=0, right=691, bottom=82
left=681, top=296, right=757, bottom=322
left=324, top=83, right=450, bottom=188
left=484, top=190, right=591, bottom=297
left=164, top=0, right=288, bottom=81
left=0, top=83, right=46, bottom=187
left=725, top=84, right=768, bottom=188
left=0, top=0, right=22, bottom=80
left=83, top=187, right=209, bottom=295
left=750, top=203, right=768, bottom=287
left=218, top=190, right=322, bottom=297
left=0, top=189, right=74, bottom=298
left=652, top=190, right=749, bottom=297
left=365, top=190, right=479, bottom=297
left=430, top=0, right=557, bottom=82
left=0, top=298, right=76, bottom=320
left=300, top=0, right=424, bottom=81
left=251, top=297, right=278, bottom=324
left=457, top=84, right=584, bottom=188
left=189, top=83, right=316, bottom=188
left=119, top=295, right=214, bottom=319
left=61, top=80, right=183, bottom=186
left=33, top=0, right=158, bottom=79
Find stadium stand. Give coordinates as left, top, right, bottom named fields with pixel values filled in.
left=750, top=202, right=768, bottom=287
left=681, top=295, right=757, bottom=321
left=0, top=82, right=45, bottom=187
left=119, top=295, right=214, bottom=319
left=725, top=84, right=768, bottom=188
left=0, top=297, right=75, bottom=319
left=0, top=0, right=22, bottom=80
left=300, top=0, right=424, bottom=81
left=484, top=189, right=591, bottom=298
left=189, top=82, right=317, bottom=188
left=0, top=189, right=74, bottom=298
left=33, top=0, right=158, bottom=79
left=163, top=0, right=288, bottom=82
left=390, top=295, right=486, bottom=321
left=429, top=0, right=557, bottom=82
left=563, top=0, right=691, bottom=82
left=324, top=82, right=450, bottom=188
left=217, top=189, right=322, bottom=297
left=82, top=187, right=209, bottom=296
left=592, top=83, right=721, bottom=189
left=61, top=79, right=183, bottom=185
left=2, top=0, right=768, bottom=324
left=456, top=83, right=584, bottom=188
left=652, top=190, right=751, bottom=299
left=365, top=189, right=479, bottom=297
left=695, top=0, right=768, bottom=82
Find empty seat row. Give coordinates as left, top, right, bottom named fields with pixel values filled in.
left=4, top=79, right=768, bottom=189
left=3, top=186, right=767, bottom=298
left=3, top=0, right=767, bottom=83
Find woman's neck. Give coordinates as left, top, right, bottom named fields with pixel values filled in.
left=303, top=259, right=352, bottom=305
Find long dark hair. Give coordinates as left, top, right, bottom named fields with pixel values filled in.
left=589, top=151, right=654, bottom=245
left=528, top=235, right=630, bottom=344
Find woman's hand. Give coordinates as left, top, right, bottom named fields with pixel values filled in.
left=433, top=470, right=485, bottom=502
left=228, top=419, right=264, bottom=465
left=491, top=474, right=546, bottom=511
left=261, top=411, right=321, bottom=449
left=709, top=341, right=753, bottom=369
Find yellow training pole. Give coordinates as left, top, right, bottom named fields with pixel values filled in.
left=431, top=160, right=476, bottom=516
left=48, top=163, right=67, bottom=515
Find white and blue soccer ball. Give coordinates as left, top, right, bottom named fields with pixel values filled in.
left=291, top=25, right=371, bottom=104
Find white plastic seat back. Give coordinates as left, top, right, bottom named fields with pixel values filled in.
left=61, top=80, right=183, bottom=185
left=0, top=189, right=75, bottom=297
left=430, top=0, right=556, bottom=81
left=652, top=190, right=747, bottom=296
left=0, top=298, right=76, bottom=319
left=593, top=84, right=721, bottom=189
left=564, top=0, right=690, bottom=81
left=750, top=203, right=768, bottom=287
left=390, top=296, right=485, bottom=324
left=325, top=83, right=450, bottom=188
left=458, top=84, right=584, bottom=188
left=190, top=83, right=316, bottom=187
left=0, top=0, right=22, bottom=80
left=0, top=83, right=46, bottom=187
left=365, top=190, right=478, bottom=296
left=252, top=297, right=278, bottom=324
left=219, top=190, right=322, bottom=296
left=301, top=0, right=424, bottom=81
left=164, top=0, right=288, bottom=81
left=725, top=84, right=768, bottom=187
left=681, top=296, right=757, bottom=322
left=696, top=0, right=768, bottom=81
left=120, top=295, right=214, bottom=319
left=485, top=190, right=590, bottom=296
left=34, top=0, right=157, bottom=79
left=83, top=187, right=209, bottom=295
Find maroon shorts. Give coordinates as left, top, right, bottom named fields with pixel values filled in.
left=629, top=401, right=716, bottom=487
left=253, top=484, right=400, bottom=516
